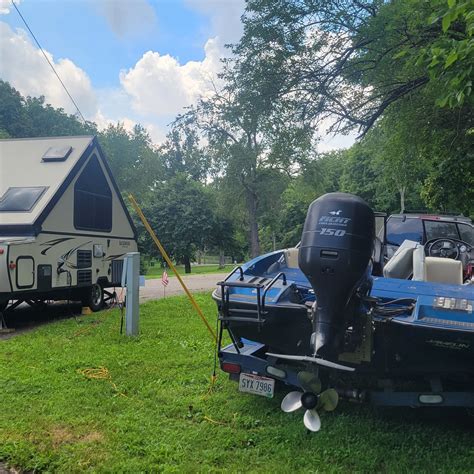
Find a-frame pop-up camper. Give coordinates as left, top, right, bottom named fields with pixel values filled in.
left=0, top=135, right=137, bottom=312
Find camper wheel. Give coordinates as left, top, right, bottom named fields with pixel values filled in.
left=83, top=284, right=104, bottom=312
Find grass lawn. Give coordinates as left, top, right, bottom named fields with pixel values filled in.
left=1, top=294, right=474, bottom=472
left=145, top=264, right=234, bottom=279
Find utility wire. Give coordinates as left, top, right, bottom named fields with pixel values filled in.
left=11, top=0, right=86, bottom=123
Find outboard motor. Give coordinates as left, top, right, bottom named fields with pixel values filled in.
left=299, top=192, right=374, bottom=360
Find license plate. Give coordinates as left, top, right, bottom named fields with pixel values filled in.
left=239, top=373, right=275, bottom=398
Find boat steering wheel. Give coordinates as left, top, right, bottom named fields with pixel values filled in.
left=425, top=238, right=471, bottom=260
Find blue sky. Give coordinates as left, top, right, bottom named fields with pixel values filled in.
left=0, top=0, right=354, bottom=149
left=3, top=0, right=212, bottom=88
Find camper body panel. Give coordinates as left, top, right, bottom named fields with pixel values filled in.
left=0, top=232, right=136, bottom=301
left=41, top=146, right=135, bottom=240
left=0, top=136, right=138, bottom=310
left=0, top=136, right=93, bottom=227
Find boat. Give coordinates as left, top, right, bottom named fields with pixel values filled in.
left=213, top=193, right=474, bottom=431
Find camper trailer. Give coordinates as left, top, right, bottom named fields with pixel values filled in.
left=0, top=136, right=137, bottom=313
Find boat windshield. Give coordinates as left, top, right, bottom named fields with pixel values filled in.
left=458, top=223, right=474, bottom=245
left=424, top=220, right=474, bottom=245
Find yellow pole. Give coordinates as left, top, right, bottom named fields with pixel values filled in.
left=128, top=194, right=217, bottom=342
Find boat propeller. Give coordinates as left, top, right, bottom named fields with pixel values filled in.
left=281, top=371, right=339, bottom=432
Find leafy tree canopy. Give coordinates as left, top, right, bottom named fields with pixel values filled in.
left=233, top=0, right=473, bottom=135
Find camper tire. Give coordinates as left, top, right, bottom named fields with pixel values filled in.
left=83, top=284, right=104, bottom=312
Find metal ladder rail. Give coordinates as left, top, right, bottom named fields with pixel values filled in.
left=217, top=271, right=288, bottom=324
left=218, top=280, right=265, bottom=323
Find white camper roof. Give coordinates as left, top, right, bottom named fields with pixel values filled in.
left=0, top=136, right=94, bottom=227
left=0, top=135, right=136, bottom=239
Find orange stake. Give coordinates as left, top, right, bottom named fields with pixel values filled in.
left=128, top=194, right=217, bottom=342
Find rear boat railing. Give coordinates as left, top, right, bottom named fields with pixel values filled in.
left=218, top=280, right=265, bottom=324
left=262, top=272, right=287, bottom=312
left=224, top=265, right=244, bottom=282
left=217, top=271, right=288, bottom=325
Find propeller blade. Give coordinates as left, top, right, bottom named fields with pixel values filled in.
left=297, top=371, right=322, bottom=394
left=303, top=409, right=321, bottom=432
left=318, top=388, right=339, bottom=412
left=266, top=353, right=355, bottom=372
left=281, top=391, right=303, bottom=413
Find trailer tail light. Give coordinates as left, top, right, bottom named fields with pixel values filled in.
left=221, top=362, right=241, bottom=374
left=0, top=248, right=4, bottom=255
left=9, top=261, right=16, bottom=270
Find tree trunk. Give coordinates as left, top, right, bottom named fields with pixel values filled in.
left=183, top=255, right=191, bottom=274
left=272, top=231, right=276, bottom=252
left=218, top=251, right=225, bottom=269
left=399, top=186, right=406, bottom=214
left=246, top=188, right=260, bottom=258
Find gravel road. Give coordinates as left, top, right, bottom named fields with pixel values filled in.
left=140, top=273, right=226, bottom=302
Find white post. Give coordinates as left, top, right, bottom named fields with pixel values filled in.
left=122, top=252, right=140, bottom=336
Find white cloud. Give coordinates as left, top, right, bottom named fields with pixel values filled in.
left=0, top=21, right=97, bottom=116
left=0, top=0, right=20, bottom=15
left=185, top=0, right=244, bottom=47
left=0, top=20, right=166, bottom=141
left=94, top=0, right=157, bottom=38
left=0, top=1, right=247, bottom=145
left=119, top=37, right=222, bottom=118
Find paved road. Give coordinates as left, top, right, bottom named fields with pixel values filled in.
left=1, top=274, right=227, bottom=339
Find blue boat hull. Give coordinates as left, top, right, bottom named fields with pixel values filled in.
left=213, top=250, right=474, bottom=379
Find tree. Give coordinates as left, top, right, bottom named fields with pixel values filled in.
left=0, top=80, right=25, bottom=137
left=143, top=175, right=216, bottom=273
left=174, top=64, right=313, bottom=257
left=99, top=123, right=164, bottom=201
left=415, top=0, right=474, bottom=109
left=0, top=80, right=96, bottom=138
left=160, top=127, right=210, bottom=182
left=233, top=0, right=472, bottom=135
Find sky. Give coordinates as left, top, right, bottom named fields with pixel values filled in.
left=0, top=0, right=355, bottom=150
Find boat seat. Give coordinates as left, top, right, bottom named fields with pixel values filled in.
left=412, top=245, right=425, bottom=281
left=412, top=246, right=463, bottom=284
left=285, top=248, right=300, bottom=268
left=382, top=239, right=419, bottom=279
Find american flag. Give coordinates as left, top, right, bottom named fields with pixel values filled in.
left=161, top=270, right=169, bottom=287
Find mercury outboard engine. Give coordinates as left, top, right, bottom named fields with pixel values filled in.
left=299, top=192, right=374, bottom=360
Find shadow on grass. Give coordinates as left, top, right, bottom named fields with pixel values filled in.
left=2, top=301, right=84, bottom=335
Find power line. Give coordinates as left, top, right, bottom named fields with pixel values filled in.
left=11, top=0, right=87, bottom=123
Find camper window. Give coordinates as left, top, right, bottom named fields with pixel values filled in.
left=0, top=186, right=47, bottom=212
left=74, top=155, right=112, bottom=232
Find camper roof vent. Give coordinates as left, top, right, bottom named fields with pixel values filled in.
left=42, top=145, right=72, bottom=162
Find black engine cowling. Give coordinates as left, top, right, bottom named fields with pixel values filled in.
left=298, top=192, right=374, bottom=359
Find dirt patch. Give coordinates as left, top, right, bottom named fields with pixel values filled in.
left=50, top=426, right=75, bottom=448
left=79, top=431, right=104, bottom=443
left=0, top=462, right=19, bottom=474
left=49, top=426, right=104, bottom=448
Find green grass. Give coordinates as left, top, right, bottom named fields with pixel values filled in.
left=145, top=264, right=234, bottom=279
left=1, top=294, right=474, bottom=473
